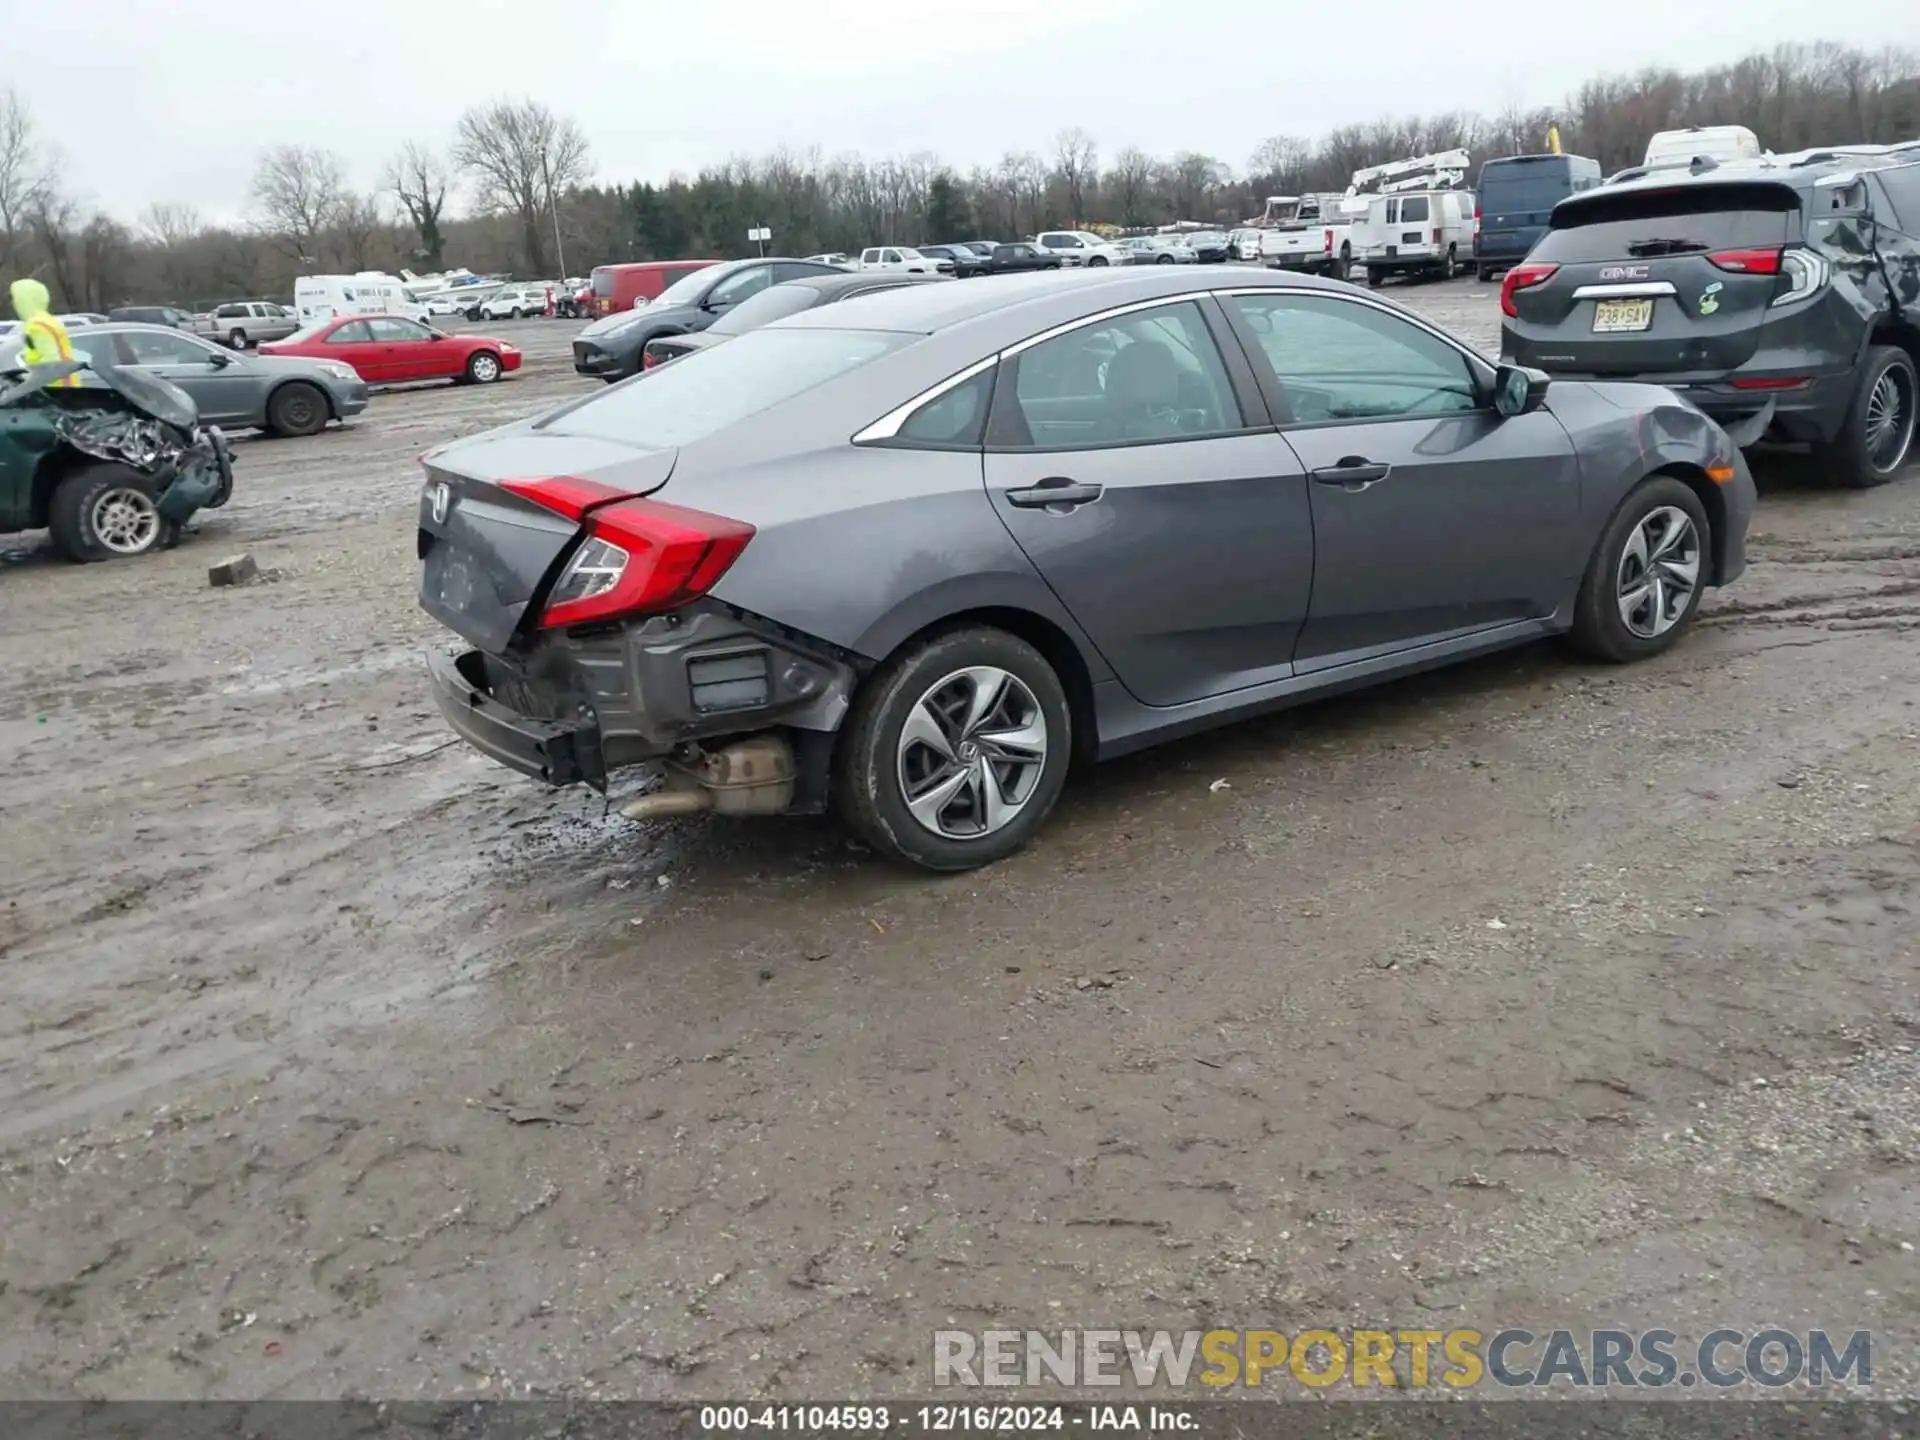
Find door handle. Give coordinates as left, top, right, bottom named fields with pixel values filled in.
left=1007, top=478, right=1104, bottom=509
left=1310, top=458, right=1392, bottom=490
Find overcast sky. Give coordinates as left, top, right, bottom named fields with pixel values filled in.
left=20, top=0, right=1919, bottom=225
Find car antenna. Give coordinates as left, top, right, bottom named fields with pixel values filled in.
left=1688, top=155, right=1719, bottom=174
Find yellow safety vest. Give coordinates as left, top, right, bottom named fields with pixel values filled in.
left=22, top=313, right=78, bottom=386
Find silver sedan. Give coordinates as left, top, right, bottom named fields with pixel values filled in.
left=68, top=324, right=369, bottom=437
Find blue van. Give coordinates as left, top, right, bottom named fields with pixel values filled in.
left=1473, top=153, right=1602, bottom=280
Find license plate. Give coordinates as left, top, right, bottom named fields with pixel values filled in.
left=1592, top=298, right=1654, bottom=333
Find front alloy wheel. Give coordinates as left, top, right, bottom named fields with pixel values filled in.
left=1615, top=506, right=1701, bottom=640
left=91, top=486, right=163, bottom=554
left=1567, top=476, right=1711, bottom=663
left=896, top=667, right=1048, bottom=841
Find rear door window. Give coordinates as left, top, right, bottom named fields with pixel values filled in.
left=1533, top=183, right=1798, bottom=262
left=1400, top=196, right=1430, bottom=223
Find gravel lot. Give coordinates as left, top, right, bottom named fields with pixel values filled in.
left=3, top=281, right=1919, bottom=1401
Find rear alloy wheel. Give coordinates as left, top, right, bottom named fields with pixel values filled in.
left=465, top=351, right=502, bottom=384
left=48, top=464, right=177, bottom=562
left=1819, top=344, right=1917, bottom=488
left=1566, top=476, right=1711, bottom=663
left=1156, top=254, right=1174, bottom=265
left=834, top=625, right=1071, bottom=871
left=228, top=329, right=248, bottom=350
left=268, top=381, right=328, bottom=437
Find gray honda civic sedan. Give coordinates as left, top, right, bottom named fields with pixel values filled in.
left=418, top=267, right=1755, bottom=871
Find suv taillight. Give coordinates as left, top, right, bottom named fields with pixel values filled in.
left=1500, top=263, right=1558, bottom=318
left=1707, top=246, right=1832, bottom=307
left=1706, top=247, right=1782, bottom=274
left=502, top=480, right=755, bottom=630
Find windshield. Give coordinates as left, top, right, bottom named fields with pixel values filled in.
left=537, top=328, right=913, bottom=448
left=710, top=283, right=821, bottom=335
left=654, top=264, right=726, bottom=308
left=1479, top=160, right=1579, bottom=212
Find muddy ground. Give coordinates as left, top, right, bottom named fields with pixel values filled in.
left=3, top=285, right=1919, bottom=1402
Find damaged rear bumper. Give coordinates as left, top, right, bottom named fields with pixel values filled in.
left=427, top=603, right=860, bottom=808
left=429, top=648, right=601, bottom=787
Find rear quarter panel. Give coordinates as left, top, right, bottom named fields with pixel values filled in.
left=695, top=444, right=1111, bottom=677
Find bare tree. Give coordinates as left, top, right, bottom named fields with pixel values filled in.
left=140, top=202, right=203, bottom=250
left=386, top=141, right=452, bottom=270
left=1053, top=127, right=1098, bottom=225
left=250, top=145, right=346, bottom=263
left=0, top=87, right=49, bottom=274
left=328, top=192, right=387, bottom=272
left=1104, top=146, right=1156, bottom=227
left=452, top=99, right=590, bottom=275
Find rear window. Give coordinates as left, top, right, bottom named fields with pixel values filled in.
left=1533, top=183, right=1799, bottom=262
left=591, top=269, right=615, bottom=296
left=1400, top=196, right=1429, bottom=223
left=537, top=328, right=913, bottom=448
left=708, top=282, right=820, bottom=335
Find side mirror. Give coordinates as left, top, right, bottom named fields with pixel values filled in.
left=207, top=349, right=233, bottom=367
left=1493, top=363, right=1549, bottom=418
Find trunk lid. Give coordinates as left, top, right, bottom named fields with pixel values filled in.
left=417, top=433, right=677, bottom=653
left=1505, top=180, right=1799, bottom=377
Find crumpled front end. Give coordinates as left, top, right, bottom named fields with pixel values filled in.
left=2, top=357, right=235, bottom=525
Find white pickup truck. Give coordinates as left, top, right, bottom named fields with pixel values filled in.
left=1250, top=195, right=1356, bottom=280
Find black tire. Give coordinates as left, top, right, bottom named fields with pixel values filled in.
left=464, top=350, right=503, bottom=384
left=267, top=381, right=328, bottom=437
left=1156, top=254, right=1174, bottom=265
left=1087, top=255, right=1109, bottom=267
left=48, top=463, right=177, bottom=562
left=509, top=307, right=524, bottom=320
left=1476, top=265, right=1495, bottom=283
left=1334, top=243, right=1352, bottom=281
left=1814, top=344, right=1917, bottom=489
left=1366, top=267, right=1384, bottom=289
left=832, top=625, right=1073, bottom=872
left=1565, top=475, right=1712, bottom=664
left=1441, top=245, right=1457, bottom=280
left=228, top=329, right=248, bottom=350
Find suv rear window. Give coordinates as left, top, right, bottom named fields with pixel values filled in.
left=1532, top=182, right=1799, bottom=262
left=537, top=327, right=913, bottom=448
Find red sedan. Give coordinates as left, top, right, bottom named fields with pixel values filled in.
left=259, top=314, right=521, bottom=386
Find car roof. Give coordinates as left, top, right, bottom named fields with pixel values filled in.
left=785, top=272, right=945, bottom=298
left=1598, top=141, right=1920, bottom=196
left=775, top=265, right=1349, bottom=338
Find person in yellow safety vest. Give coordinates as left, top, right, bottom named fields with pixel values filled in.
left=10, top=277, right=78, bottom=386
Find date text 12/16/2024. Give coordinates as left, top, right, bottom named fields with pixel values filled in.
left=699, top=1405, right=1197, bottom=1432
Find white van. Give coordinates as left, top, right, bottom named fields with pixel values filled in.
left=1642, top=126, right=1762, bottom=170
left=1352, top=190, right=1475, bottom=286
left=293, top=272, right=429, bottom=326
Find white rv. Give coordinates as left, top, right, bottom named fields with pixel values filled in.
left=292, top=272, right=429, bottom=326
left=1642, top=126, right=1762, bottom=170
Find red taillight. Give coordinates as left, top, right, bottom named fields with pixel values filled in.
left=1432, top=228, right=1441, bottom=244
left=1708, top=247, right=1782, bottom=274
left=641, top=350, right=659, bottom=370
left=1728, top=376, right=1809, bottom=391
left=1474, top=206, right=1482, bottom=220
left=1323, top=228, right=1334, bottom=253
left=1500, top=263, right=1558, bottom=318
left=525, top=493, right=754, bottom=630
left=499, top=475, right=627, bottom=522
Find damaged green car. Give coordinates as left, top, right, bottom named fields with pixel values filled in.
left=0, top=354, right=234, bottom=561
